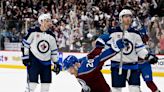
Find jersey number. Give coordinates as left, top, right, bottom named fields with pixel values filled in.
left=86, top=59, right=94, bottom=68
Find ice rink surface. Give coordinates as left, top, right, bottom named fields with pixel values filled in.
left=0, top=68, right=164, bottom=92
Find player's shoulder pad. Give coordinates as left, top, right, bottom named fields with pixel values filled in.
left=24, top=26, right=38, bottom=39
left=108, top=26, right=122, bottom=34
left=108, top=26, right=141, bottom=36
left=46, top=30, right=56, bottom=39
left=127, top=27, right=141, bottom=35
left=27, top=26, right=39, bottom=34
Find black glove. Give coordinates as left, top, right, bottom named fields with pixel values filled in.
left=52, top=62, right=61, bottom=74
left=22, top=58, right=31, bottom=66
left=145, top=54, right=158, bottom=64
left=21, top=47, right=31, bottom=67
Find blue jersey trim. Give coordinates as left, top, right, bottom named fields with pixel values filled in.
left=135, top=45, right=144, bottom=48
left=111, top=61, right=138, bottom=70
left=22, top=55, right=29, bottom=60
left=51, top=49, right=58, bottom=52
left=22, top=39, right=31, bottom=45
left=108, top=26, right=140, bottom=35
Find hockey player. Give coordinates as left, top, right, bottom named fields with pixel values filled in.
left=63, top=35, right=126, bottom=92
left=139, top=61, right=160, bottom=92
left=87, top=9, right=158, bottom=92
left=136, top=23, right=160, bottom=92
left=21, top=13, right=61, bottom=92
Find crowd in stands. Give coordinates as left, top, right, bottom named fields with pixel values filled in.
left=0, top=0, right=164, bottom=54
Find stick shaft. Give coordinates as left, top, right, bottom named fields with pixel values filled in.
left=119, top=27, right=125, bottom=75
left=27, top=67, right=30, bottom=92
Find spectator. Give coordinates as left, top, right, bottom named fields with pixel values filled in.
left=157, top=30, right=164, bottom=54
left=70, top=28, right=83, bottom=52
left=148, top=16, right=161, bottom=54
left=10, top=27, right=20, bottom=42
left=0, top=0, right=163, bottom=53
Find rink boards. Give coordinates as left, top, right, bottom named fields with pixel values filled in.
left=0, top=51, right=164, bottom=77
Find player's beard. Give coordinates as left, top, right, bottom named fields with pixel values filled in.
left=124, top=18, right=132, bottom=25
left=40, top=22, right=50, bottom=32
left=125, top=20, right=131, bottom=25
left=121, top=22, right=131, bottom=31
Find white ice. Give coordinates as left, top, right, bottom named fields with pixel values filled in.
left=0, top=68, right=164, bottom=92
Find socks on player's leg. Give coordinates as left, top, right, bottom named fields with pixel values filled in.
left=146, top=81, right=160, bottom=92
left=129, top=85, right=141, bottom=92
left=25, top=82, right=37, bottom=92
left=41, top=83, right=50, bottom=92
left=112, top=87, right=122, bottom=92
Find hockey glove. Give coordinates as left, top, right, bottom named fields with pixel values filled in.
left=52, top=62, right=61, bottom=74
left=145, top=54, right=158, bottom=64
left=22, top=56, right=31, bottom=66
left=116, top=39, right=129, bottom=50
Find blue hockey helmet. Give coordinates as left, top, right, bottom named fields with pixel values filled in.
left=63, top=55, right=79, bottom=70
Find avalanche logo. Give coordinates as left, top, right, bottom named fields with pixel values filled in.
left=37, top=40, right=50, bottom=53
left=122, top=39, right=133, bottom=55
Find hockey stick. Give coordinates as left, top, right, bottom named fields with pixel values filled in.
left=119, top=26, right=125, bottom=75
left=26, top=66, right=30, bottom=92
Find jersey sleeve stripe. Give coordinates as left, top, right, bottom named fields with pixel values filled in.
left=135, top=44, right=145, bottom=48
left=51, top=53, right=57, bottom=55
left=22, top=39, right=31, bottom=45
left=100, top=52, right=116, bottom=62
left=22, top=55, right=29, bottom=60
left=22, top=42, right=30, bottom=48
left=51, top=49, right=58, bottom=52
left=96, top=38, right=105, bottom=45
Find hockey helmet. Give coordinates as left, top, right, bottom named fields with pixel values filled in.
left=63, top=55, right=79, bottom=70
left=119, top=9, right=132, bottom=22
left=38, top=13, right=51, bottom=24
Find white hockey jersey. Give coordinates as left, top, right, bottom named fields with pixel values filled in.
left=108, top=26, right=148, bottom=63
left=22, top=26, right=58, bottom=63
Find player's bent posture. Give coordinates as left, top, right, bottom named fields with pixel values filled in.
left=21, top=13, right=60, bottom=92
left=63, top=38, right=126, bottom=92
left=87, top=9, right=158, bottom=92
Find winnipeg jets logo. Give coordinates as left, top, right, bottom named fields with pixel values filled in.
left=122, top=39, right=133, bottom=55
left=78, top=78, right=91, bottom=92
left=37, top=40, right=50, bottom=53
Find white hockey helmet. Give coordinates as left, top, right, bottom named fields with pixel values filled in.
left=38, top=13, right=51, bottom=24
left=119, top=9, right=132, bottom=22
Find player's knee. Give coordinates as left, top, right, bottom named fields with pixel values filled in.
left=112, top=87, right=122, bottom=92
left=25, top=82, right=37, bottom=92
left=41, top=83, right=50, bottom=92
left=129, top=85, right=141, bottom=92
